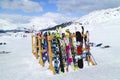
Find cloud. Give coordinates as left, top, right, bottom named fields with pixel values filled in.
left=0, top=13, right=33, bottom=30
left=0, top=12, right=75, bottom=30
left=29, top=12, right=75, bottom=30
left=0, top=14, right=31, bottom=24
left=0, top=0, right=43, bottom=12
left=0, top=19, right=17, bottom=30
left=49, top=0, right=120, bottom=14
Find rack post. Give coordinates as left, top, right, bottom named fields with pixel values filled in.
left=48, top=34, right=56, bottom=74
left=38, top=36, right=44, bottom=67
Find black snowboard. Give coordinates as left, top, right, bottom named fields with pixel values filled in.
left=56, top=36, right=65, bottom=73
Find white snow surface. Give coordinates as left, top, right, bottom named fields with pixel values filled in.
left=0, top=7, right=120, bottom=80
left=75, top=7, right=120, bottom=25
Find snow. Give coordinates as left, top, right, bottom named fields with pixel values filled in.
left=0, top=7, right=120, bottom=80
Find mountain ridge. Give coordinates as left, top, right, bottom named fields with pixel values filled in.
left=40, top=7, right=120, bottom=32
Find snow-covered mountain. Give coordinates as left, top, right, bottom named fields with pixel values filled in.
left=43, top=7, right=120, bottom=33
left=75, top=7, right=120, bottom=25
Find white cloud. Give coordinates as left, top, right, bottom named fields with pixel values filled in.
left=29, top=12, right=75, bottom=30
left=0, top=14, right=31, bottom=24
left=49, top=0, right=120, bottom=14
left=0, top=0, right=43, bottom=12
left=0, top=19, right=17, bottom=30
left=0, top=12, right=75, bottom=30
left=0, top=13, right=32, bottom=30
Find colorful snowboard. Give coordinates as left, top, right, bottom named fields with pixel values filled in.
left=52, top=35, right=60, bottom=74
left=42, top=32, right=49, bottom=63
left=76, top=31, right=83, bottom=69
left=56, top=33, right=65, bottom=73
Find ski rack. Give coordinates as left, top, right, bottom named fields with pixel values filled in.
left=32, top=33, right=97, bottom=75
left=32, top=34, right=56, bottom=74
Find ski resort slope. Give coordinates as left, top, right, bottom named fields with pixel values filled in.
left=76, top=7, right=120, bottom=25
left=0, top=7, right=120, bottom=80
left=0, top=18, right=120, bottom=80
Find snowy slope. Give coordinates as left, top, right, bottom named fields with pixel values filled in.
left=0, top=7, right=120, bottom=80
left=60, top=7, right=120, bottom=34
left=0, top=18, right=120, bottom=80
left=75, top=7, right=120, bottom=25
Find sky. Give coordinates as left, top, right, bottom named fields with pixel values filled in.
left=0, top=0, right=120, bottom=30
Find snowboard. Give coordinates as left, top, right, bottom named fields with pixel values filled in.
left=71, top=33, right=79, bottom=70
left=61, top=33, right=69, bottom=72
left=65, top=29, right=74, bottom=71
left=51, top=35, right=59, bottom=74
left=42, top=32, right=49, bottom=63
left=56, top=33, right=65, bottom=73
left=76, top=31, right=84, bottom=69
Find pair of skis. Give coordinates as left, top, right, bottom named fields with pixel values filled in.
left=85, top=31, right=97, bottom=66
